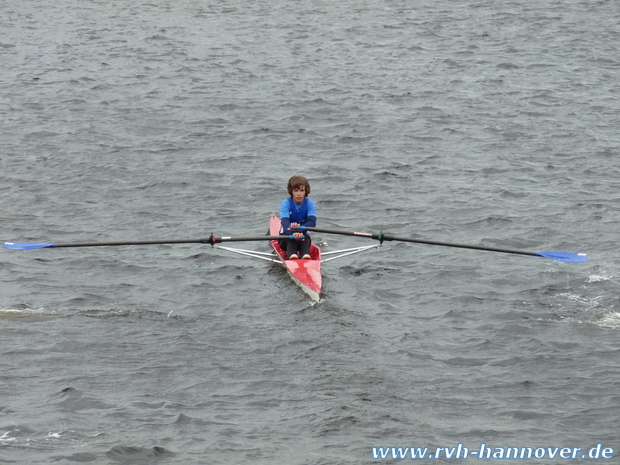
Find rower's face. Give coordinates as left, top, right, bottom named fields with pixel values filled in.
left=292, top=185, right=306, bottom=204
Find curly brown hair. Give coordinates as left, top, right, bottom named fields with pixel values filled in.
left=287, top=176, right=311, bottom=197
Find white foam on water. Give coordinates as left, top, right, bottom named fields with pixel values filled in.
left=0, top=306, right=58, bottom=318
left=593, top=312, right=620, bottom=330
left=0, top=431, right=16, bottom=443
left=585, top=274, right=613, bottom=284
left=558, top=292, right=605, bottom=309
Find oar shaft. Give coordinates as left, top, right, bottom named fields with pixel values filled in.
left=4, top=235, right=292, bottom=250
left=387, top=235, right=538, bottom=257
left=303, top=227, right=537, bottom=257
left=53, top=239, right=208, bottom=247
left=59, top=236, right=291, bottom=247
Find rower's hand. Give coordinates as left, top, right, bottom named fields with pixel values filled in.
left=290, top=222, right=304, bottom=240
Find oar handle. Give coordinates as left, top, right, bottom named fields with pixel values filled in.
left=208, top=235, right=296, bottom=244
left=294, top=226, right=382, bottom=241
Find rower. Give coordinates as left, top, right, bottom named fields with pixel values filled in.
left=279, top=176, right=317, bottom=259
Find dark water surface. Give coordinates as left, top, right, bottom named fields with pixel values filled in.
left=2, top=1, right=620, bottom=463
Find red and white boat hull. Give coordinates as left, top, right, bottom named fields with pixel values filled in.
left=270, top=214, right=322, bottom=301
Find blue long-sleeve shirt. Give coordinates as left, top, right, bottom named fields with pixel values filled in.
left=280, top=197, right=317, bottom=234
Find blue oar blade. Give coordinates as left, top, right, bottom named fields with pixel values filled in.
left=536, top=251, right=588, bottom=263
left=3, top=242, right=57, bottom=250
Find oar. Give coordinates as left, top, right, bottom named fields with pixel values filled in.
left=297, top=226, right=588, bottom=263
left=3, top=234, right=293, bottom=250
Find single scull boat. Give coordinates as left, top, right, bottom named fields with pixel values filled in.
left=269, top=214, right=322, bottom=302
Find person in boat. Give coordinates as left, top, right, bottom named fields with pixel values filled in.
left=280, top=176, right=317, bottom=259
